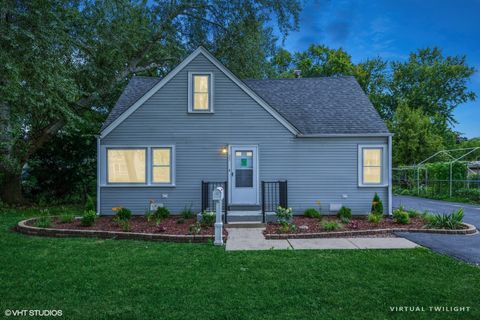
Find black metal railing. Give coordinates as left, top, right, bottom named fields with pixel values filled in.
left=201, top=181, right=228, bottom=221
left=261, top=180, right=288, bottom=223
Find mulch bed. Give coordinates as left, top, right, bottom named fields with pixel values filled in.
left=265, top=216, right=429, bottom=235
left=25, top=216, right=227, bottom=237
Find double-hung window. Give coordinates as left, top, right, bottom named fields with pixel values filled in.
left=358, top=145, right=387, bottom=186
left=188, top=72, right=213, bottom=112
left=105, top=146, right=174, bottom=186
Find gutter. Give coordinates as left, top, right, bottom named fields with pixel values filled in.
left=296, top=133, right=393, bottom=138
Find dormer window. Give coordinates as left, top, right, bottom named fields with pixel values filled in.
left=188, top=72, right=213, bottom=112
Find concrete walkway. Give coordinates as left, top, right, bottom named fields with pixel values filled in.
left=225, top=228, right=418, bottom=251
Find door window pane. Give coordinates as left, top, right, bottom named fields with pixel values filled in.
left=235, top=150, right=253, bottom=187
left=108, top=149, right=146, bottom=183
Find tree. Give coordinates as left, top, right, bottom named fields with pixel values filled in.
left=0, top=0, right=301, bottom=204
left=293, top=44, right=354, bottom=77
left=390, top=103, right=444, bottom=166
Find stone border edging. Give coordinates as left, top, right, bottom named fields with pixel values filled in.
left=16, top=218, right=226, bottom=243
left=265, top=223, right=477, bottom=239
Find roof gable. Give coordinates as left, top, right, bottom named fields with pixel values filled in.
left=100, top=47, right=299, bottom=138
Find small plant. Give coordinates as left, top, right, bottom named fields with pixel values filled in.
left=116, top=207, right=132, bottom=221
left=189, top=222, right=202, bottom=234
left=201, top=211, right=215, bottom=227
left=368, top=212, right=383, bottom=224
left=154, top=207, right=170, bottom=220
left=85, top=195, right=95, bottom=212
left=181, top=205, right=195, bottom=219
left=177, top=218, right=185, bottom=224
left=81, top=210, right=96, bottom=227
left=35, top=215, right=52, bottom=228
left=339, top=216, right=350, bottom=224
left=407, top=209, right=420, bottom=218
left=337, top=206, right=352, bottom=220
left=278, top=223, right=297, bottom=233
left=393, top=208, right=410, bottom=225
left=421, top=211, right=435, bottom=223
left=59, top=213, right=75, bottom=224
left=117, top=219, right=131, bottom=232
left=276, top=206, right=293, bottom=224
left=322, top=220, right=343, bottom=231
left=426, top=209, right=464, bottom=230
left=145, top=211, right=153, bottom=222
left=304, top=208, right=321, bottom=219
left=371, top=193, right=383, bottom=215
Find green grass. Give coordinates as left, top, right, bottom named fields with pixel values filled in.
left=1, top=207, right=480, bottom=319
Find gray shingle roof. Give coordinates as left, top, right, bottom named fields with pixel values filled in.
left=243, top=76, right=389, bottom=135
left=101, top=75, right=389, bottom=135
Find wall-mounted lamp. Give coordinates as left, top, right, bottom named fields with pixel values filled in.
left=220, top=145, right=228, bottom=155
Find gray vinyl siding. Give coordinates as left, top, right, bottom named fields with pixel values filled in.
left=99, top=53, right=389, bottom=215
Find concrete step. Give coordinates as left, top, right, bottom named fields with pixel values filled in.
left=228, top=204, right=261, bottom=211
left=225, top=222, right=267, bottom=228
left=225, top=211, right=276, bottom=223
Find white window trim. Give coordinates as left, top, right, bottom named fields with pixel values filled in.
left=358, top=144, right=388, bottom=187
left=101, top=145, right=175, bottom=187
left=188, top=72, right=214, bottom=113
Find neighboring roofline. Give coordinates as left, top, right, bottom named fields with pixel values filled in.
left=296, top=133, right=392, bottom=138
left=100, top=46, right=300, bottom=138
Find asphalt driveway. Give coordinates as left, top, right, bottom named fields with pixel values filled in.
left=393, top=195, right=480, bottom=265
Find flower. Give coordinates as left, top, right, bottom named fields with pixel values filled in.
left=112, top=207, right=122, bottom=212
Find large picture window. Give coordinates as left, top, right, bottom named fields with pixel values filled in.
left=105, top=146, right=175, bottom=186
left=107, top=149, right=146, bottom=183
left=358, top=145, right=387, bottom=186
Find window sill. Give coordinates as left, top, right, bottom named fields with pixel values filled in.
left=358, top=184, right=389, bottom=188
left=101, top=184, right=176, bottom=188
left=187, top=110, right=214, bottom=114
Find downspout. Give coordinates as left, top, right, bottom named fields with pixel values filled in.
left=96, top=135, right=101, bottom=215
left=388, top=135, right=393, bottom=215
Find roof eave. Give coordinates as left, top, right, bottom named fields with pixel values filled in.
left=296, top=133, right=393, bottom=138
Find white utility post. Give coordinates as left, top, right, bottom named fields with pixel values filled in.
left=212, top=186, right=224, bottom=246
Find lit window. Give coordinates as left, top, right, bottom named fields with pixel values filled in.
left=189, top=73, right=212, bottom=112
left=360, top=147, right=384, bottom=185
left=107, top=149, right=146, bottom=183
left=152, top=148, right=171, bottom=184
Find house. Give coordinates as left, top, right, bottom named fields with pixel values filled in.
left=97, top=47, right=392, bottom=221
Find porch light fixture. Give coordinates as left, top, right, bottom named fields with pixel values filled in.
left=220, top=146, right=228, bottom=155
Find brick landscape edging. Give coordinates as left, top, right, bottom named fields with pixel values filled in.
left=16, top=218, right=226, bottom=243
left=265, top=223, right=477, bottom=239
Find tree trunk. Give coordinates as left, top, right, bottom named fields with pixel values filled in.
left=0, top=170, right=23, bottom=204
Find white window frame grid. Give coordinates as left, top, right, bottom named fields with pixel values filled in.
left=358, top=144, right=388, bottom=187
left=188, top=72, right=214, bottom=113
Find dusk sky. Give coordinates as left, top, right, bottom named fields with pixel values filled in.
left=277, top=0, right=480, bottom=138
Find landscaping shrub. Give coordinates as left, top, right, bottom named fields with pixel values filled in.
left=59, top=213, right=75, bottom=223
left=426, top=209, right=464, bottom=230
left=407, top=209, right=420, bottom=218
left=201, top=211, right=215, bottom=227
left=144, top=211, right=153, bottom=222
left=116, top=207, right=132, bottom=221
left=35, top=215, right=52, bottom=228
left=279, top=223, right=297, bottom=233
left=81, top=210, right=97, bottom=227
left=367, top=213, right=382, bottom=224
left=336, top=206, right=352, bottom=220
left=371, top=193, right=383, bottom=215
left=154, top=207, right=170, bottom=220
left=393, top=209, right=410, bottom=225
left=421, top=211, right=435, bottom=223
left=322, top=220, right=343, bottom=231
left=117, top=220, right=131, bottom=232
left=304, top=208, right=321, bottom=219
left=85, top=195, right=95, bottom=212
left=181, top=205, right=195, bottom=219
left=189, top=222, right=201, bottom=234
left=276, top=206, right=293, bottom=224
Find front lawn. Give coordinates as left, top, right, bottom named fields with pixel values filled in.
left=1, top=207, right=480, bottom=319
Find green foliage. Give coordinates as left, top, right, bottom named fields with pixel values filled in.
left=367, top=213, right=383, bottom=224
left=426, top=209, right=464, bottom=229
left=85, top=195, right=95, bottom=212
left=322, top=220, right=343, bottom=231
left=392, top=209, right=410, bottom=225
left=279, top=223, right=297, bottom=233
left=455, top=188, right=480, bottom=203
left=59, top=213, right=75, bottom=224
left=180, top=205, right=195, bottom=219
left=117, top=219, right=131, bottom=232
left=177, top=218, right=185, bottom=225
left=116, top=208, right=132, bottom=221
left=201, top=211, right=215, bottom=227
left=339, top=216, right=350, bottom=224
left=276, top=206, right=293, bottom=224
left=337, top=206, right=352, bottom=220
left=35, top=216, right=52, bottom=228
left=81, top=210, right=97, bottom=227
left=154, top=207, right=170, bottom=220
left=304, top=208, right=321, bottom=219
left=188, top=222, right=202, bottom=235
left=371, top=193, right=383, bottom=215
left=406, top=209, right=421, bottom=218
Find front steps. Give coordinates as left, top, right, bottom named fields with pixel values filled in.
left=225, top=210, right=276, bottom=224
